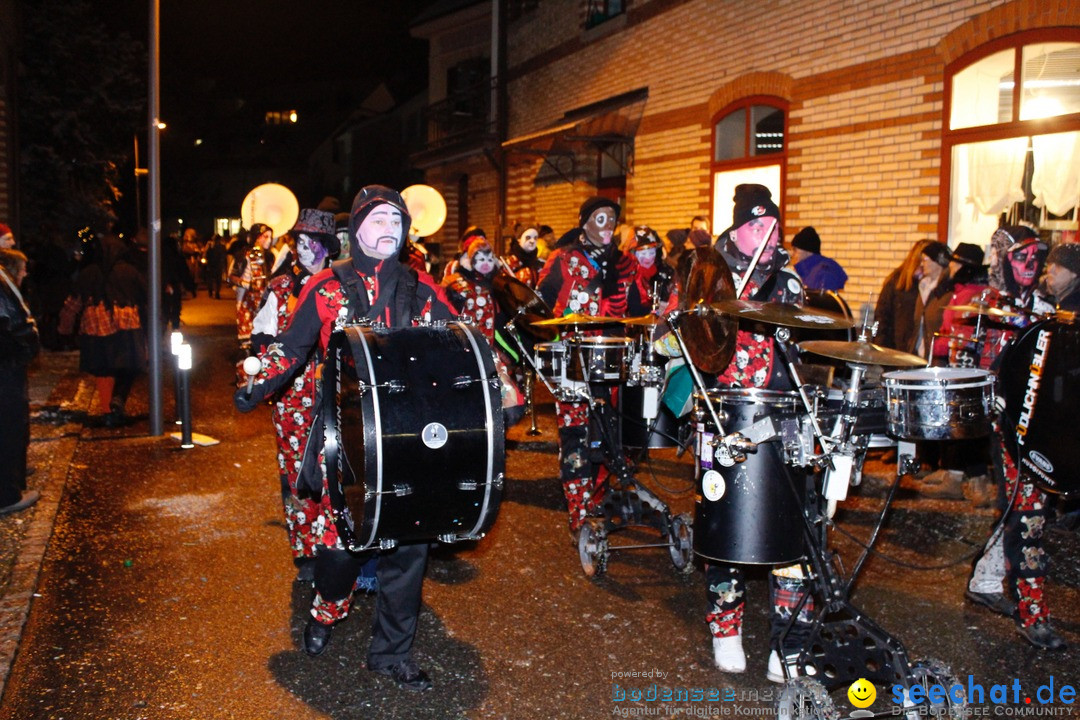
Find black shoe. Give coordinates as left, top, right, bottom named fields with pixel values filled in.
left=0, top=490, right=41, bottom=517
left=965, top=589, right=1014, bottom=616
left=1017, top=622, right=1068, bottom=650
left=294, top=558, right=316, bottom=583
left=369, top=658, right=433, bottom=691
left=302, top=619, right=333, bottom=656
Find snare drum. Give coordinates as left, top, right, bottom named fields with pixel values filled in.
left=324, top=322, right=505, bottom=551
left=882, top=367, right=994, bottom=440
left=693, top=388, right=808, bottom=564
left=566, top=336, right=633, bottom=383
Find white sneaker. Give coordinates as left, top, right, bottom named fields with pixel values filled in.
left=712, top=635, right=746, bottom=673
left=767, top=650, right=815, bottom=683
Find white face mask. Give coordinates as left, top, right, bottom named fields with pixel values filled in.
left=519, top=231, right=538, bottom=252
left=473, top=249, right=496, bottom=275
left=356, top=204, right=403, bottom=260
left=635, top=247, right=657, bottom=268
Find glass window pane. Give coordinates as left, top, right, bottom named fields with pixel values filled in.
left=714, top=109, right=745, bottom=162
left=1020, top=43, right=1080, bottom=121
left=750, top=105, right=784, bottom=156
left=712, top=165, right=781, bottom=233
left=950, top=49, right=1014, bottom=129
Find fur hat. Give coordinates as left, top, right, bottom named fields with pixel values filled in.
left=578, top=196, right=620, bottom=227
left=1048, top=242, right=1080, bottom=276
left=791, top=227, right=821, bottom=254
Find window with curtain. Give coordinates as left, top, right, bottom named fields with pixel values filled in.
left=946, top=36, right=1080, bottom=246
left=711, top=99, right=787, bottom=232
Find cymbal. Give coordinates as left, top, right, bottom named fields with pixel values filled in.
left=530, top=313, right=623, bottom=327
left=677, top=247, right=737, bottom=373
left=619, top=315, right=661, bottom=326
left=946, top=303, right=1021, bottom=319
left=711, top=299, right=855, bottom=330
left=800, top=340, right=926, bottom=367
left=490, top=272, right=556, bottom=340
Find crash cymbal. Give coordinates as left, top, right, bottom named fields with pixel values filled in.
left=530, top=313, right=623, bottom=327
left=800, top=339, right=926, bottom=367
left=711, top=299, right=855, bottom=330
left=677, top=247, right=737, bottom=373
left=946, top=303, right=1022, bottom=319
left=490, top=272, right=556, bottom=340
left=619, top=315, right=662, bottom=326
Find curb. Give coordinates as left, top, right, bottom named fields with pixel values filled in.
left=0, top=368, right=92, bottom=701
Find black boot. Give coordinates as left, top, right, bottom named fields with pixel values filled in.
left=303, top=619, right=333, bottom=656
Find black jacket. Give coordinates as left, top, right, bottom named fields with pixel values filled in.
left=0, top=269, right=40, bottom=367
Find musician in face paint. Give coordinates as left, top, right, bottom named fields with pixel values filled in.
left=355, top=204, right=404, bottom=260
left=583, top=205, right=617, bottom=247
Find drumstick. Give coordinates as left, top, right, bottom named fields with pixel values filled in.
left=734, top=217, right=777, bottom=299
left=242, top=356, right=262, bottom=395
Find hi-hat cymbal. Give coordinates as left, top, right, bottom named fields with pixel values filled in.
left=711, top=299, right=855, bottom=330
left=800, top=339, right=926, bottom=367
left=946, top=303, right=1021, bottom=319
left=530, top=313, right=622, bottom=327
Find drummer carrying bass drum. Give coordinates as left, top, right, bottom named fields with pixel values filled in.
left=965, top=227, right=1068, bottom=650
left=701, top=185, right=815, bottom=681
left=235, top=185, right=457, bottom=691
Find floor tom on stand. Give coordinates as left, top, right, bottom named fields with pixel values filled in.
left=693, top=388, right=808, bottom=564
left=325, top=322, right=505, bottom=551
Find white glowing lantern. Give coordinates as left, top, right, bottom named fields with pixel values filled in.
left=177, top=344, right=192, bottom=371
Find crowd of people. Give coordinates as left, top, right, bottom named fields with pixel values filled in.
left=3, top=178, right=1077, bottom=694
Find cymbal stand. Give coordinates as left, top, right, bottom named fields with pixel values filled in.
left=524, top=369, right=541, bottom=435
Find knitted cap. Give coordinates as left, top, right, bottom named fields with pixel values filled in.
left=791, top=227, right=821, bottom=254
left=1047, top=242, right=1080, bottom=276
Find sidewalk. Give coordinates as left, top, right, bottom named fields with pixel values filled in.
left=0, top=349, right=91, bottom=697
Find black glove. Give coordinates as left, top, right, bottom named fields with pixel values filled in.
left=233, top=386, right=261, bottom=413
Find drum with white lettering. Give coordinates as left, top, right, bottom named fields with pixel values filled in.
left=997, top=318, right=1080, bottom=496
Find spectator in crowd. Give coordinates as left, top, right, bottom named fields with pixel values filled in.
left=0, top=223, right=16, bottom=249
left=788, top=227, right=848, bottom=291
left=1045, top=242, right=1080, bottom=312
left=912, top=240, right=953, bottom=358
left=0, top=248, right=41, bottom=516
left=537, top=225, right=556, bottom=262
left=873, top=239, right=933, bottom=350
left=203, top=234, right=228, bottom=299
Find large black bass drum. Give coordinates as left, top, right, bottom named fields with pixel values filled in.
left=997, top=317, right=1080, bottom=497
left=323, top=322, right=506, bottom=551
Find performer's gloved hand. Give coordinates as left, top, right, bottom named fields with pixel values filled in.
left=234, top=385, right=261, bottom=413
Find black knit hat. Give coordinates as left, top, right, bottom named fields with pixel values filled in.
left=730, top=184, right=780, bottom=229
left=791, top=227, right=821, bottom=254
left=1047, top=242, right=1080, bottom=276
left=578, top=196, right=620, bottom=227
left=922, top=240, right=952, bottom=267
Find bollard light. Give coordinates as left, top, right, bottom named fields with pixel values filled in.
left=177, top=343, right=192, bottom=370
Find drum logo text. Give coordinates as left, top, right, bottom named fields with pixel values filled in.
left=1015, top=329, right=1051, bottom=447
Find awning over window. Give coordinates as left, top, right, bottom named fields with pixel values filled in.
left=502, top=87, right=648, bottom=180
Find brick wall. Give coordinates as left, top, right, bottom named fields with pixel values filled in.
left=498, top=0, right=1080, bottom=301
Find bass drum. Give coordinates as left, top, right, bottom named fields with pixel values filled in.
left=324, top=322, right=505, bottom=550
left=997, top=318, right=1080, bottom=497
left=693, top=388, right=809, bottom=564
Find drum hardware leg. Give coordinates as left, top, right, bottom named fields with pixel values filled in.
left=525, top=369, right=541, bottom=436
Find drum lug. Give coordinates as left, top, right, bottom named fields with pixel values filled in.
left=379, top=538, right=398, bottom=551
left=457, top=480, right=478, bottom=491
left=438, top=532, right=483, bottom=544
left=493, top=472, right=504, bottom=490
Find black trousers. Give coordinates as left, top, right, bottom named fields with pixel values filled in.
left=315, top=542, right=429, bottom=668
left=0, top=365, right=30, bottom=507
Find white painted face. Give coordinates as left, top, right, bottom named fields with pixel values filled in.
left=356, top=203, right=403, bottom=260
left=635, top=246, right=657, bottom=269
left=519, top=229, right=539, bottom=252
left=296, top=234, right=327, bottom=271
left=473, top=248, right=496, bottom=275
left=733, top=217, right=778, bottom=262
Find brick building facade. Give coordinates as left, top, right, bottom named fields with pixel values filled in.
left=413, top=0, right=1080, bottom=299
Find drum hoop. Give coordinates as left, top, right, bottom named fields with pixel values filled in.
left=535, top=341, right=567, bottom=353
left=453, top=320, right=498, bottom=540
left=694, top=387, right=801, bottom=405
left=351, top=326, right=383, bottom=550
left=568, top=336, right=633, bottom=349
left=885, top=378, right=994, bottom=390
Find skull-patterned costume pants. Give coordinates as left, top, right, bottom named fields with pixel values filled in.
left=996, top=437, right=1052, bottom=628
left=555, top=386, right=619, bottom=532
left=705, top=563, right=815, bottom=653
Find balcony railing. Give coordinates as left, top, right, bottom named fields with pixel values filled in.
left=420, top=77, right=497, bottom=152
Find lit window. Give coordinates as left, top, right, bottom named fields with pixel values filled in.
left=585, top=0, right=623, bottom=29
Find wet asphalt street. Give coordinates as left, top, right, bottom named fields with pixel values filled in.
left=1, top=293, right=1078, bottom=719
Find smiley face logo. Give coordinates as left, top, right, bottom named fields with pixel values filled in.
left=847, top=678, right=876, bottom=708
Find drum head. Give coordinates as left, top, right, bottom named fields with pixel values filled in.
left=490, top=272, right=557, bottom=341
left=998, top=319, right=1080, bottom=496
left=677, top=247, right=737, bottom=373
